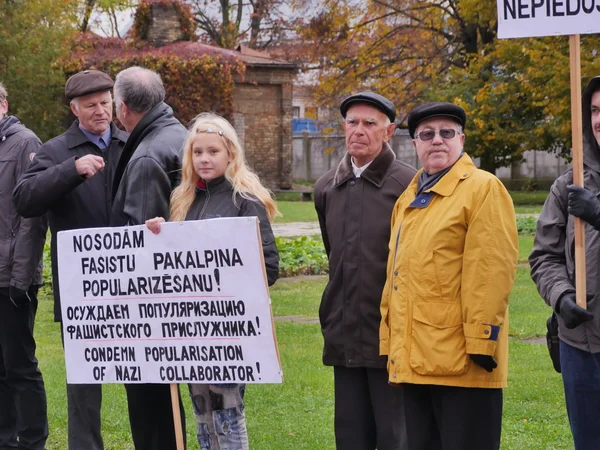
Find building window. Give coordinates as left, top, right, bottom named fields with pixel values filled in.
left=293, top=106, right=301, bottom=118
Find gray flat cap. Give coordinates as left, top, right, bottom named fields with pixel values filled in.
left=65, top=70, right=114, bottom=100
left=340, top=91, right=396, bottom=123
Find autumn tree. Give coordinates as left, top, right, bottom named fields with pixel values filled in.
left=187, top=0, right=305, bottom=49
left=79, top=0, right=134, bottom=37
left=299, top=0, right=600, bottom=172
left=0, top=0, right=79, bottom=140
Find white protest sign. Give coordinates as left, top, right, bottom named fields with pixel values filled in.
left=497, top=0, right=600, bottom=39
left=57, top=217, right=282, bottom=385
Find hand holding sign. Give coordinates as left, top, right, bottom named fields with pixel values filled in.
left=496, top=1, right=593, bottom=306
left=57, top=217, right=283, bottom=385
left=146, top=217, right=165, bottom=234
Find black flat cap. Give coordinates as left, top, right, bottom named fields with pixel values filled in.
left=65, top=70, right=114, bottom=100
left=340, top=91, right=396, bottom=123
left=408, top=102, right=466, bottom=138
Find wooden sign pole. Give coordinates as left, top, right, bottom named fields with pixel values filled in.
left=569, top=34, right=587, bottom=309
left=170, top=383, right=185, bottom=450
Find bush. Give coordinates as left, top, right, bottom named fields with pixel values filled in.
left=517, top=216, right=537, bottom=236
left=510, top=190, right=549, bottom=205
left=277, top=236, right=328, bottom=277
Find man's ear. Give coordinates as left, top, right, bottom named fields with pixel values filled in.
left=384, top=122, right=396, bottom=142
left=69, top=101, right=79, bottom=118
left=119, top=100, right=129, bottom=117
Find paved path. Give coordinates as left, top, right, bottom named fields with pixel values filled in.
left=272, top=222, right=321, bottom=237
left=273, top=214, right=538, bottom=238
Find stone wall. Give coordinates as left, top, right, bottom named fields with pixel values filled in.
left=146, top=4, right=184, bottom=47
left=292, top=130, right=417, bottom=180
left=292, top=130, right=571, bottom=183
left=232, top=68, right=295, bottom=189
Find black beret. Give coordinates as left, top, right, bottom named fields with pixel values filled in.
left=65, top=70, right=114, bottom=100
left=340, top=91, right=396, bottom=123
left=408, top=102, right=466, bottom=138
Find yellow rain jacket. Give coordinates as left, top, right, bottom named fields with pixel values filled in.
left=380, top=154, right=518, bottom=388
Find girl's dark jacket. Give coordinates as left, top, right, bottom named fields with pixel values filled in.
left=185, top=176, right=279, bottom=286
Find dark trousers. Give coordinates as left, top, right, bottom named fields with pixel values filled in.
left=333, top=366, right=407, bottom=450
left=61, top=324, right=104, bottom=450
left=401, top=383, right=502, bottom=450
left=0, top=288, right=48, bottom=450
left=560, top=340, right=600, bottom=450
left=125, top=383, right=186, bottom=450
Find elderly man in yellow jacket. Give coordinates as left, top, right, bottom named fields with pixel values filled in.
left=380, top=102, right=518, bottom=450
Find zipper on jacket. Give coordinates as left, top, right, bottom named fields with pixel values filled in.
left=198, top=184, right=211, bottom=219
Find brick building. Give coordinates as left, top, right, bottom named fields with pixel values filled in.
left=81, top=1, right=297, bottom=190
left=146, top=3, right=297, bottom=189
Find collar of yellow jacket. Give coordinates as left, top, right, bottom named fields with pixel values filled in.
left=411, top=153, right=477, bottom=197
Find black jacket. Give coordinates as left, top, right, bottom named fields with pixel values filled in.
left=111, top=102, right=186, bottom=226
left=186, top=177, right=279, bottom=286
left=314, top=147, right=416, bottom=368
left=13, top=121, right=127, bottom=320
left=0, top=116, right=46, bottom=290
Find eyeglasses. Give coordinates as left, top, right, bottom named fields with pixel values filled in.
left=415, top=129, right=460, bottom=141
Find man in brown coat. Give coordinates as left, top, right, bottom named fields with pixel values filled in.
left=314, top=92, right=416, bottom=450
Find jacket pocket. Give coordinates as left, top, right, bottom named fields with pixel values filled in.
left=409, top=301, right=468, bottom=376
left=409, top=249, right=445, bottom=301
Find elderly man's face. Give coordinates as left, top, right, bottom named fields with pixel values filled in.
left=70, top=90, right=113, bottom=136
left=413, top=117, right=465, bottom=174
left=343, top=104, right=395, bottom=167
left=592, top=90, right=600, bottom=146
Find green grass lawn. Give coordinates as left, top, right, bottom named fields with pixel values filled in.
left=35, top=267, right=572, bottom=449
left=514, top=205, right=542, bottom=214
left=274, top=201, right=318, bottom=223
left=519, top=235, right=534, bottom=264
left=274, top=191, right=547, bottom=224
left=510, top=191, right=549, bottom=206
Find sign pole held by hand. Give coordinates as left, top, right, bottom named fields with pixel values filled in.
left=170, top=383, right=185, bottom=450
left=496, top=2, right=598, bottom=310
left=569, top=34, right=587, bottom=309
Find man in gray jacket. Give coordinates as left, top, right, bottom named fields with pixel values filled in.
left=530, top=76, right=600, bottom=449
left=111, top=66, right=186, bottom=450
left=0, top=82, right=48, bottom=450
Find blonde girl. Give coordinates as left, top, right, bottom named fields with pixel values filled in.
left=146, top=112, right=279, bottom=449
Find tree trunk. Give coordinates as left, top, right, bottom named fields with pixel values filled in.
left=479, top=151, right=497, bottom=174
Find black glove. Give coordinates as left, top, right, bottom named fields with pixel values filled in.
left=567, top=185, right=600, bottom=230
left=556, top=293, right=594, bottom=329
left=470, top=354, right=498, bottom=372
left=9, top=286, right=31, bottom=308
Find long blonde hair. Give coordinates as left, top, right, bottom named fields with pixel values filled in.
left=170, top=112, right=280, bottom=222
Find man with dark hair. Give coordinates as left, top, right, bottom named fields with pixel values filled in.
left=381, top=102, right=518, bottom=450
left=315, top=92, right=416, bottom=449
left=13, top=69, right=128, bottom=450
left=530, top=76, right=600, bottom=449
left=0, top=81, right=48, bottom=450
left=111, top=66, right=187, bottom=450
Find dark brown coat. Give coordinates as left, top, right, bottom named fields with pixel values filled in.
left=314, top=146, right=416, bottom=368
